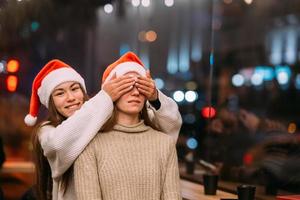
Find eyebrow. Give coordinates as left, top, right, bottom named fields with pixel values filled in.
left=52, top=88, right=64, bottom=93
left=70, top=83, right=80, bottom=88
left=53, top=83, right=80, bottom=93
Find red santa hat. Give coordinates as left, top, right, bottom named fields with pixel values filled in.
left=102, top=51, right=147, bottom=84
left=24, top=59, right=86, bottom=126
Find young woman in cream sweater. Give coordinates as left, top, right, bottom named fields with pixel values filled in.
left=74, top=52, right=182, bottom=200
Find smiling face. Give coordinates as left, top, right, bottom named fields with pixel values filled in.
left=115, top=72, right=146, bottom=117
left=51, top=81, right=84, bottom=118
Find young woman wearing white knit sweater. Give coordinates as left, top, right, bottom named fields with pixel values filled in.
left=24, top=56, right=182, bottom=200
left=73, top=52, right=182, bottom=200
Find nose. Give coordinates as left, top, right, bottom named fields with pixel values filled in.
left=66, top=91, right=76, bottom=101
left=131, top=86, right=140, bottom=96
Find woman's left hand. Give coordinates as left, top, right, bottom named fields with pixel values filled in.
left=135, top=70, right=158, bottom=101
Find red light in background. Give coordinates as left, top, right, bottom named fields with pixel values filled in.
left=201, top=106, right=216, bottom=118
left=6, top=75, right=18, bottom=92
left=243, top=153, right=253, bottom=165
left=7, top=59, right=20, bottom=73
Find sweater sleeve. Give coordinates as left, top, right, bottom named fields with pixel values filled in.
left=38, top=90, right=113, bottom=179
left=147, top=89, right=182, bottom=141
left=74, top=139, right=102, bottom=200
left=161, top=142, right=182, bottom=200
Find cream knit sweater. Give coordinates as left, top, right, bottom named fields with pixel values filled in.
left=74, top=121, right=182, bottom=200
left=38, top=89, right=181, bottom=200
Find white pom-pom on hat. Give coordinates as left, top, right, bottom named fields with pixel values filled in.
left=24, top=114, right=37, bottom=126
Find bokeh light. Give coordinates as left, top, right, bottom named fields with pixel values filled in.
left=0, top=61, right=5, bottom=73
left=251, top=73, right=263, bottom=86
left=132, top=0, right=140, bottom=7
left=141, top=0, right=150, bottom=7
left=6, top=75, right=18, bottom=92
left=104, top=4, right=113, bottom=13
left=187, top=138, right=198, bottom=150
left=288, top=123, right=296, bottom=134
left=232, top=74, right=245, bottom=87
left=145, top=30, right=157, bottom=42
left=244, top=0, right=253, bottom=5
left=164, top=0, right=174, bottom=7
left=173, top=90, right=185, bottom=102
left=185, top=91, right=197, bottom=103
left=186, top=81, right=198, bottom=90
left=201, top=106, right=216, bottom=118
left=138, top=31, right=147, bottom=42
left=7, top=59, right=20, bottom=73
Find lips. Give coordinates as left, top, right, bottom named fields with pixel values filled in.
left=65, top=103, right=81, bottom=109
left=127, top=99, right=141, bottom=104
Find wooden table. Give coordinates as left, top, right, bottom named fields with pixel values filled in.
left=181, top=179, right=237, bottom=200
left=179, top=162, right=292, bottom=200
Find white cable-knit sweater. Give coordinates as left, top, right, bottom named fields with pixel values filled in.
left=37, top=89, right=182, bottom=200
left=74, top=121, right=182, bottom=200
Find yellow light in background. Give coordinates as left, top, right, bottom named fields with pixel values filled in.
left=138, top=31, right=147, bottom=42
left=145, top=30, right=157, bottom=42
left=288, top=123, right=297, bottom=134
left=186, top=81, right=198, bottom=90
left=7, top=59, right=20, bottom=73
left=6, top=75, right=18, bottom=92
left=244, top=0, right=253, bottom=5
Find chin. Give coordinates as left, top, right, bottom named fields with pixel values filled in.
left=64, top=111, right=75, bottom=118
left=126, top=109, right=142, bottom=115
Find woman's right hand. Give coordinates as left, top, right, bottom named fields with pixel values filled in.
left=102, top=73, right=135, bottom=102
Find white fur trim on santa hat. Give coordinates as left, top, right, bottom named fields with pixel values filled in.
left=104, top=61, right=146, bottom=84
left=24, top=114, right=37, bottom=126
left=37, top=68, right=86, bottom=108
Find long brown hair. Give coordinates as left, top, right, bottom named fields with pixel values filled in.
left=31, top=86, right=88, bottom=200
left=101, top=102, right=161, bottom=132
